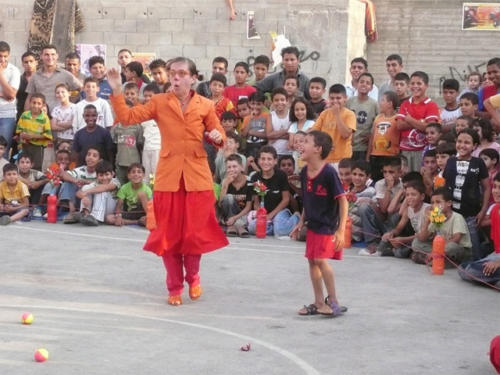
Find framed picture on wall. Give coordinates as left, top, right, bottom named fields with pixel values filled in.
left=463, top=3, right=500, bottom=30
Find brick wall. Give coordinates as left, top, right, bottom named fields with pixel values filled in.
left=0, top=0, right=366, bottom=87
left=366, top=0, right=500, bottom=101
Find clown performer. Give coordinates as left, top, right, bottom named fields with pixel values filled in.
left=107, top=57, right=228, bottom=306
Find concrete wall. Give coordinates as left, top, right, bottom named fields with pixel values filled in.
left=0, top=0, right=367, bottom=87
left=366, top=0, right=499, bottom=101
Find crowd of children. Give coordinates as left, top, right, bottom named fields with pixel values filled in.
left=0, top=41, right=498, bottom=290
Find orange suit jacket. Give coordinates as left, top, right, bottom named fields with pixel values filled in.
left=110, top=91, right=225, bottom=192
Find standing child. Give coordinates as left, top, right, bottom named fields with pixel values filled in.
left=73, top=105, right=114, bottom=166
left=347, top=72, right=378, bottom=161
left=0, top=163, right=30, bottom=225
left=214, top=131, right=246, bottom=183
left=290, top=130, right=348, bottom=316
left=471, top=119, right=500, bottom=157
left=455, top=115, right=473, bottom=136
left=422, top=122, right=442, bottom=157
left=16, top=93, right=52, bottom=171
left=283, top=76, right=300, bottom=106
left=249, top=55, right=270, bottom=85
left=75, top=160, right=120, bottom=226
left=220, top=111, right=238, bottom=134
left=459, top=92, right=478, bottom=119
left=393, top=72, right=410, bottom=109
left=140, top=84, right=161, bottom=183
left=87, top=56, right=113, bottom=101
left=396, top=71, right=440, bottom=172
left=288, top=98, right=315, bottom=146
left=210, top=73, right=234, bottom=120
left=443, top=128, right=490, bottom=260
left=123, top=61, right=147, bottom=100
left=308, top=77, right=327, bottom=118
left=413, top=187, right=472, bottom=265
left=266, top=88, right=292, bottom=156
left=73, top=77, right=114, bottom=131
left=149, top=59, right=169, bottom=94
left=459, top=72, right=482, bottom=97
left=312, top=84, right=357, bottom=169
left=367, top=91, right=400, bottom=182
left=291, top=131, right=307, bottom=173
left=196, top=56, right=228, bottom=98
left=434, top=142, right=456, bottom=188
left=421, top=149, right=439, bottom=196
left=51, top=83, right=76, bottom=147
left=440, top=79, right=462, bottom=133
left=111, top=96, right=144, bottom=184
left=241, top=91, right=270, bottom=158
left=223, top=62, right=256, bottom=106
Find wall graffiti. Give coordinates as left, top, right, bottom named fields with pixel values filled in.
left=438, top=61, right=487, bottom=94
left=245, top=48, right=321, bottom=77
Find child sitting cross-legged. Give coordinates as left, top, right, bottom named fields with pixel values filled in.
left=0, top=163, right=30, bottom=225
left=218, top=154, right=253, bottom=238
left=347, top=160, right=376, bottom=242
left=17, top=152, right=48, bottom=207
left=412, top=187, right=472, bottom=266
left=75, top=160, right=120, bottom=226
left=106, top=163, right=152, bottom=227
left=378, top=181, right=429, bottom=258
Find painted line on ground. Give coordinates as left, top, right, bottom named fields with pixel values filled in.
left=1, top=303, right=320, bottom=375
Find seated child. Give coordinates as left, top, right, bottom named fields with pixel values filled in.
left=338, top=158, right=353, bottom=190
left=479, top=148, right=499, bottom=206
left=459, top=92, right=478, bottom=119
left=0, top=136, right=9, bottom=180
left=106, top=163, right=152, bottom=227
left=16, top=152, right=48, bottom=209
left=60, top=146, right=101, bottom=222
left=471, top=118, right=500, bottom=157
left=218, top=154, right=253, bottom=237
left=247, top=145, right=300, bottom=237
left=235, top=97, right=251, bottom=133
left=214, top=131, right=246, bottom=183
left=378, top=181, right=429, bottom=258
left=291, top=130, right=307, bottom=173
left=279, top=155, right=301, bottom=214
left=413, top=187, right=472, bottom=265
left=76, top=160, right=120, bottom=226
left=288, top=97, right=316, bottom=147
left=423, top=122, right=441, bottom=156
left=454, top=115, right=473, bottom=137
left=358, top=156, right=403, bottom=255
left=421, top=149, right=438, bottom=197
left=348, top=160, right=376, bottom=242
left=39, top=149, right=72, bottom=212
left=458, top=173, right=500, bottom=285
left=434, top=142, right=456, bottom=188
left=0, top=163, right=30, bottom=225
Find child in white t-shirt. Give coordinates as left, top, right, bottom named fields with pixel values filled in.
left=140, top=84, right=161, bottom=183
left=51, top=83, right=76, bottom=144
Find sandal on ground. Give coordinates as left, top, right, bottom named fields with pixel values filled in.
left=189, top=284, right=202, bottom=300
left=325, top=296, right=347, bottom=316
left=226, top=226, right=238, bottom=237
left=236, top=225, right=250, bottom=238
left=298, top=304, right=318, bottom=316
left=167, top=295, right=182, bottom=306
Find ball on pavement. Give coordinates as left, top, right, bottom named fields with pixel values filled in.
left=21, top=312, right=34, bottom=324
left=34, top=348, right=49, bottom=362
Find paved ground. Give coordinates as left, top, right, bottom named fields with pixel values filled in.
left=0, top=221, right=498, bottom=375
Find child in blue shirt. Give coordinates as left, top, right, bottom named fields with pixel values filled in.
left=291, top=130, right=348, bottom=317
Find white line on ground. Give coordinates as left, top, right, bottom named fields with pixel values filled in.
left=1, top=304, right=320, bottom=375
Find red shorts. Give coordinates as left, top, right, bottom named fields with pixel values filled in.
left=144, top=178, right=228, bottom=256
left=305, top=229, right=343, bottom=260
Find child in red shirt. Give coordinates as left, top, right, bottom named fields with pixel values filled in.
left=223, top=62, right=256, bottom=106
left=210, top=73, right=234, bottom=120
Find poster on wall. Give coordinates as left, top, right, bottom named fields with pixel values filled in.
left=247, top=11, right=260, bottom=39
left=133, top=53, right=157, bottom=77
left=76, top=44, right=106, bottom=76
left=463, top=3, right=500, bottom=30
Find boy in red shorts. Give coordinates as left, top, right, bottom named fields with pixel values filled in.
left=291, top=130, right=348, bottom=316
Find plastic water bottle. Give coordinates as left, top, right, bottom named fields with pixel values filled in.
left=46, top=194, right=57, bottom=223
left=256, top=206, right=267, bottom=238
